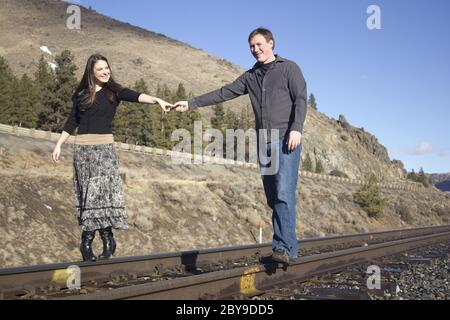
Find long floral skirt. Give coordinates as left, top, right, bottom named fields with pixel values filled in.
left=73, top=143, right=128, bottom=231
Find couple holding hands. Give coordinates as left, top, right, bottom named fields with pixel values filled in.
left=53, top=28, right=307, bottom=265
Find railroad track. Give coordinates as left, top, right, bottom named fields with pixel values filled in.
left=255, top=241, right=449, bottom=300
left=1, top=225, right=449, bottom=300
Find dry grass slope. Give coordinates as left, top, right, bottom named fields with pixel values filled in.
left=1, top=132, right=449, bottom=267
left=0, top=0, right=411, bottom=180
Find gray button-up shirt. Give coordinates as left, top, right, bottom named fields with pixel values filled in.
left=188, top=55, right=307, bottom=138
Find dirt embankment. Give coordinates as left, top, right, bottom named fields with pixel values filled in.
left=1, top=132, right=449, bottom=267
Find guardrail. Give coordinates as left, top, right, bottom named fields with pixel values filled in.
left=0, top=124, right=431, bottom=193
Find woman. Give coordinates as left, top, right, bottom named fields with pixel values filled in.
left=52, top=53, right=172, bottom=262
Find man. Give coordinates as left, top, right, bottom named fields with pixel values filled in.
left=174, top=28, right=307, bottom=264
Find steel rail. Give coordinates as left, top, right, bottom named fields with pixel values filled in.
left=59, top=230, right=450, bottom=300
left=1, top=225, right=449, bottom=296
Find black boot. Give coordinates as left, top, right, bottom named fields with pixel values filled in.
left=98, top=227, right=116, bottom=260
left=80, top=230, right=97, bottom=262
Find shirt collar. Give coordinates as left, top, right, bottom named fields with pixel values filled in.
left=252, top=54, right=285, bottom=70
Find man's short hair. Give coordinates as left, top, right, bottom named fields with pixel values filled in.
left=248, top=28, right=275, bottom=50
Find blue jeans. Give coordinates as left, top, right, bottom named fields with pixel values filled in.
left=259, top=136, right=302, bottom=258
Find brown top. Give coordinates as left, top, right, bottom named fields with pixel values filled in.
left=75, top=134, right=114, bottom=145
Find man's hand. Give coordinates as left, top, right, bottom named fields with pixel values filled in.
left=173, top=101, right=189, bottom=112
left=288, top=130, right=302, bottom=152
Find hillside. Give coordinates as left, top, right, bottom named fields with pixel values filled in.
left=1, top=132, right=449, bottom=267
left=0, top=0, right=249, bottom=120
left=2, top=0, right=448, bottom=268
left=0, top=0, right=406, bottom=180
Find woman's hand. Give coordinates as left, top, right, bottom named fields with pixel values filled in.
left=52, top=131, right=70, bottom=164
left=52, top=144, right=61, bottom=164
left=156, top=98, right=174, bottom=112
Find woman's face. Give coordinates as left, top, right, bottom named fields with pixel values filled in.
left=93, top=60, right=111, bottom=84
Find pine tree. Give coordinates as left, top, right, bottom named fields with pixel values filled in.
left=239, top=104, right=254, bottom=130
left=115, top=82, right=203, bottom=149
left=222, top=109, right=240, bottom=159
left=156, top=83, right=163, bottom=98
left=315, top=158, right=324, bottom=174
left=35, top=55, right=55, bottom=129
left=169, top=83, right=194, bottom=143
left=133, top=78, right=149, bottom=94
left=407, top=169, right=417, bottom=181
left=0, top=56, right=16, bottom=125
left=186, top=104, right=202, bottom=151
left=35, top=55, right=55, bottom=88
left=211, top=103, right=225, bottom=131
left=224, top=109, right=239, bottom=130
left=353, top=173, right=387, bottom=218
left=173, top=83, right=191, bottom=131
left=308, top=93, right=317, bottom=110
left=418, top=167, right=430, bottom=188
left=114, top=78, right=163, bottom=146
left=406, top=168, right=430, bottom=187
left=175, top=83, right=187, bottom=101
left=302, top=153, right=314, bottom=172
left=157, top=84, right=175, bottom=148
left=169, top=85, right=203, bottom=151
left=185, top=88, right=203, bottom=139
left=12, top=74, right=39, bottom=128
left=5, top=77, right=20, bottom=125
left=39, top=50, right=78, bottom=132
left=139, top=79, right=157, bottom=146
left=0, top=57, right=40, bottom=127
left=114, top=80, right=143, bottom=145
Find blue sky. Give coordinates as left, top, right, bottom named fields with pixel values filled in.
left=71, top=0, right=450, bottom=173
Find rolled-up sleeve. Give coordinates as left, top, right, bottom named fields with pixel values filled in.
left=63, top=97, right=79, bottom=135
left=288, top=63, right=307, bottom=133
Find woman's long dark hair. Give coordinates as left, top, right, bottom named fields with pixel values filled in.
left=73, top=53, right=123, bottom=108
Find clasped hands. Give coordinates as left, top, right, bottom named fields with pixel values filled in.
left=156, top=99, right=189, bottom=113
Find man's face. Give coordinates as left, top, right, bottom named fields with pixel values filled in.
left=249, top=34, right=274, bottom=64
